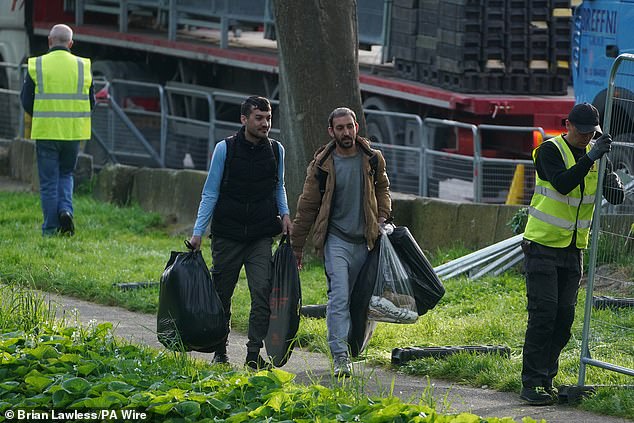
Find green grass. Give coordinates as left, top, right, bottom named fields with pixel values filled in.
left=1, top=191, right=633, bottom=420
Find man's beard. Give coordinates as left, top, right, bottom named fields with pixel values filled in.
left=247, top=126, right=269, bottom=140
left=336, top=136, right=354, bottom=149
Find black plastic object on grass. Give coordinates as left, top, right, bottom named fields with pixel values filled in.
left=391, top=345, right=511, bottom=365
left=592, top=295, right=634, bottom=310
left=114, top=281, right=159, bottom=290
left=157, top=241, right=227, bottom=352
left=300, top=304, right=327, bottom=318
left=389, top=226, right=445, bottom=315
left=264, top=235, right=302, bottom=367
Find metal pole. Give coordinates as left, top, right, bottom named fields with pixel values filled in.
left=168, top=0, right=176, bottom=41
left=380, top=0, right=392, bottom=64
left=421, top=119, right=428, bottom=197
left=158, top=85, right=167, bottom=167
left=472, top=125, right=482, bottom=203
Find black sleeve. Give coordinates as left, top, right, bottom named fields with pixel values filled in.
left=20, top=73, right=35, bottom=115
left=535, top=141, right=594, bottom=195
left=89, top=82, right=96, bottom=111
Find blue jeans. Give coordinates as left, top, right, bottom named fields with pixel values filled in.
left=36, top=140, right=80, bottom=235
left=324, top=233, right=369, bottom=357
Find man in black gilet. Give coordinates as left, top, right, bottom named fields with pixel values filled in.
left=190, top=96, right=292, bottom=369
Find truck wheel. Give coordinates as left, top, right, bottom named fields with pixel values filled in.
left=611, top=133, right=634, bottom=177
left=610, top=133, right=634, bottom=212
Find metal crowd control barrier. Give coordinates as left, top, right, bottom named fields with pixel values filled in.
left=1, top=59, right=552, bottom=206
left=422, top=118, right=544, bottom=205
left=365, top=109, right=424, bottom=195
left=0, top=62, right=26, bottom=140
left=90, top=79, right=282, bottom=170
left=579, top=53, right=634, bottom=389
left=89, top=78, right=166, bottom=168
left=423, top=118, right=480, bottom=201
left=478, top=125, right=544, bottom=205
left=163, top=84, right=214, bottom=169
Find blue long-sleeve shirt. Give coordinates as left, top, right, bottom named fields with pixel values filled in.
left=192, top=139, right=290, bottom=237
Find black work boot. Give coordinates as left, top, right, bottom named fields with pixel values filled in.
left=245, top=350, right=271, bottom=370
left=520, top=386, right=555, bottom=406
left=212, top=351, right=229, bottom=364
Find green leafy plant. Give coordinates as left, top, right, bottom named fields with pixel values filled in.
left=0, top=286, right=542, bottom=423
left=507, top=207, right=528, bottom=235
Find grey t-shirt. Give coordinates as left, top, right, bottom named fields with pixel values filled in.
left=328, top=151, right=366, bottom=244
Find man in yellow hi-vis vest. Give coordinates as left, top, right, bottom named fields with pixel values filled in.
left=21, top=24, right=95, bottom=236
left=520, top=103, right=624, bottom=405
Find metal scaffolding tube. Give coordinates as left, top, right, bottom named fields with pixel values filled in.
left=470, top=245, right=523, bottom=280
left=434, top=234, right=523, bottom=277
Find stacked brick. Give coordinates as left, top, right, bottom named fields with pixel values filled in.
left=390, top=0, right=571, bottom=94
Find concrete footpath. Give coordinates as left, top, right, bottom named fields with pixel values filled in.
left=42, top=292, right=630, bottom=423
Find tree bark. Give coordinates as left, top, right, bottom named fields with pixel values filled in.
left=273, top=0, right=364, bottom=212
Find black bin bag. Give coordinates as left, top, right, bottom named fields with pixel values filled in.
left=264, top=235, right=302, bottom=367
left=389, top=226, right=445, bottom=315
left=348, top=227, right=445, bottom=357
left=157, top=242, right=227, bottom=352
left=348, top=236, right=381, bottom=358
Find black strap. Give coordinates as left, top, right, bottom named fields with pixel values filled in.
left=279, top=233, right=288, bottom=247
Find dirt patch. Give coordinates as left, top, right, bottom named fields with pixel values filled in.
left=581, top=264, right=634, bottom=296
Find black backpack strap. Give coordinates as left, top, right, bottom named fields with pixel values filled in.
left=221, top=136, right=236, bottom=188
left=368, top=154, right=378, bottom=185
left=271, top=139, right=280, bottom=184
left=315, top=144, right=336, bottom=199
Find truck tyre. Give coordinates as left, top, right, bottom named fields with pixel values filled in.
left=610, top=133, right=634, bottom=213
left=611, top=133, right=634, bottom=177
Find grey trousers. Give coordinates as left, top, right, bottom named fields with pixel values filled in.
left=324, top=233, right=369, bottom=357
left=211, top=236, right=273, bottom=353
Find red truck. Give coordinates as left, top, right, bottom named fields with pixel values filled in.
left=0, top=0, right=577, bottom=200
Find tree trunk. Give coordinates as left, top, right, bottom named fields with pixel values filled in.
left=273, top=0, right=364, bottom=211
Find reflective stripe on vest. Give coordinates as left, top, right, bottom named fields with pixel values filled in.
left=524, top=135, right=598, bottom=248
left=28, top=50, right=92, bottom=140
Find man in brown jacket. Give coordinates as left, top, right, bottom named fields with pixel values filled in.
left=291, top=107, right=391, bottom=377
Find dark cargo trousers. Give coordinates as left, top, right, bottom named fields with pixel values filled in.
left=521, top=240, right=582, bottom=389
left=210, top=236, right=273, bottom=353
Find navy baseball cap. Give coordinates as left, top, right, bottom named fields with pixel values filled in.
left=568, top=103, right=602, bottom=134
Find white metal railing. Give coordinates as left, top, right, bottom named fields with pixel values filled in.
left=1, top=61, right=557, bottom=206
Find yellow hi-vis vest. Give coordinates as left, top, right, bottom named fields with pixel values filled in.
left=524, top=135, right=598, bottom=249
left=28, top=50, right=92, bottom=140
